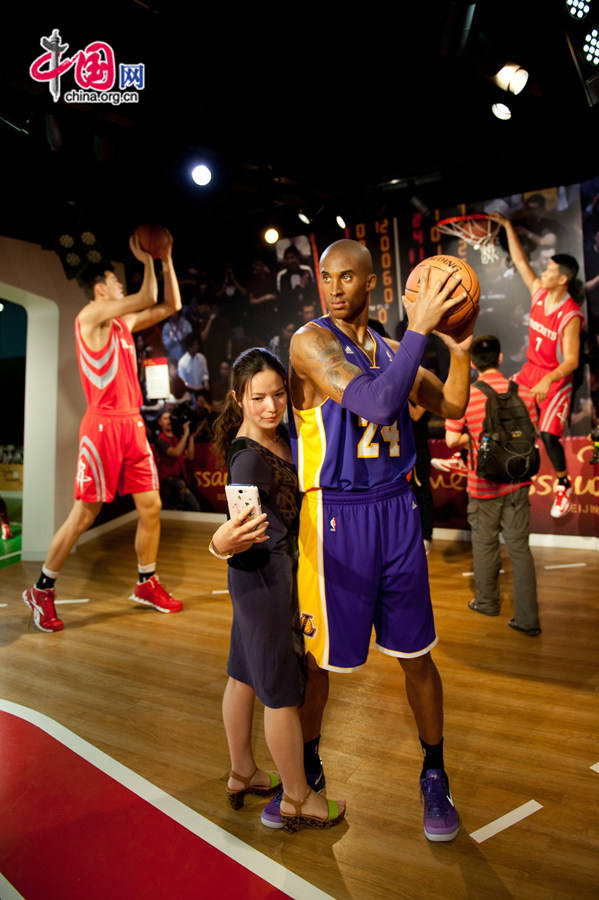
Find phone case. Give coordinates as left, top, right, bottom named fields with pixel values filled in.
left=225, top=484, right=262, bottom=520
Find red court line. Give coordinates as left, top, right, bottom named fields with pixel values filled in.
left=0, top=704, right=325, bottom=900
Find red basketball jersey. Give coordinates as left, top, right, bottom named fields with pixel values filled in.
left=526, top=288, right=584, bottom=370
left=75, top=316, right=143, bottom=411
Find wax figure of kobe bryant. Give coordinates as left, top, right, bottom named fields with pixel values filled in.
left=259, top=238, right=474, bottom=841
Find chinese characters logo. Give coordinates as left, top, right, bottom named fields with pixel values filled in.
left=30, top=28, right=144, bottom=106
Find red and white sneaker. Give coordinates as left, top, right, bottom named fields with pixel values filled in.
left=430, top=452, right=468, bottom=475
left=550, top=485, right=573, bottom=519
left=1, top=521, right=12, bottom=540
left=130, top=575, right=183, bottom=613
left=22, top=586, right=64, bottom=632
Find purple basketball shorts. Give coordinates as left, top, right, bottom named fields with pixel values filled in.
left=297, top=479, right=437, bottom=672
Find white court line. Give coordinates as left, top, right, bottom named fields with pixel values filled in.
left=0, top=603, right=7, bottom=608
left=470, top=800, right=542, bottom=844
left=0, top=551, right=20, bottom=562
left=590, top=762, right=599, bottom=774
left=0, top=874, right=25, bottom=900
left=0, top=699, right=334, bottom=900
left=211, top=589, right=229, bottom=595
left=543, top=562, right=587, bottom=570
left=462, top=569, right=504, bottom=576
left=55, top=599, right=90, bottom=605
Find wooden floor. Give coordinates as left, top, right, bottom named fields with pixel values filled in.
left=1, top=518, right=598, bottom=899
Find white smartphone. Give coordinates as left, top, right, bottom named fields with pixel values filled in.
left=225, top=484, right=262, bottom=520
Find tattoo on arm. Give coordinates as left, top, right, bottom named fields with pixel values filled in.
left=300, top=329, right=361, bottom=402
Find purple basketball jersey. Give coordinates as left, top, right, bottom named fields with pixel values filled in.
left=289, top=316, right=416, bottom=492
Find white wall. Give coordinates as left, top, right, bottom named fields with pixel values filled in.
left=0, top=235, right=123, bottom=560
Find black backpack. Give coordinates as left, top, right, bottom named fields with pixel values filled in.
left=474, top=380, right=540, bottom=483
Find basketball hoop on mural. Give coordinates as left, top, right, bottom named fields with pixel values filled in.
left=436, top=214, right=500, bottom=264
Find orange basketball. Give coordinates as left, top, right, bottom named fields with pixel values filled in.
left=134, top=224, right=172, bottom=260
left=404, top=254, right=479, bottom=338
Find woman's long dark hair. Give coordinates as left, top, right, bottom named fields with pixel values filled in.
left=212, top=347, right=288, bottom=463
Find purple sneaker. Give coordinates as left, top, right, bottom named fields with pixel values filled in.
left=420, top=769, right=459, bottom=842
left=261, top=764, right=326, bottom=829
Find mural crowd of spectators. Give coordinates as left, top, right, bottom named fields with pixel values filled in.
left=134, top=242, right=319, bottom=507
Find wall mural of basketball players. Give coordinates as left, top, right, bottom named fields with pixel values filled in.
left=133, top=183, right=598, bottom=533
left=419, top=184, right=598, bottom=538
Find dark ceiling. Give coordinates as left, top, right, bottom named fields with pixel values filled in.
left=2, top=1, right=599, bottom=269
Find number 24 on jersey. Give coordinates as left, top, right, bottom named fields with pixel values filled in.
left=357, top=417, right=400, bottom=458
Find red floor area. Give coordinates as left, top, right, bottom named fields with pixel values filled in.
left=0, top=710, right=289, bottom=900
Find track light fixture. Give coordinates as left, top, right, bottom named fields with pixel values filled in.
left=494, top=62, right=529, bottom=94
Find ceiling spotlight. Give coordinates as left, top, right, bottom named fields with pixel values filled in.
left=264, top=227, right=279, bottom=244
left=492, top=102, right=512, bottom=120
left=380, top=176, right=409, bottom=192
left=298, top=211, right=311, bottom=225
left=566, top=0, right=590, bottom=18
left=494, top=62, right=529, bottom=94
left=336, top=215, right=347, bottom=229
left=191, top=163, right=212, bottom=186
left=583, top=28, right=599, bottom=63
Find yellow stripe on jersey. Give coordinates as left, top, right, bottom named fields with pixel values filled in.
left=297, top=490, right=330, bottom=668
left=292, top=403, right=327, bottom=493
left=366, top=328, right=381, bottom=369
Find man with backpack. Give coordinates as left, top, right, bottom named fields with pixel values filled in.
left=444, top=335, right=542, bottom=636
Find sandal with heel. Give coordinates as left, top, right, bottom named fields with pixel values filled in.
left=280, top=786, right=345, bottom=833
left=226, top=767, right=281, bottom=810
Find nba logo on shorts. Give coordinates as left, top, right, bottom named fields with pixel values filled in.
left=329, top=516, right=337, bottom=533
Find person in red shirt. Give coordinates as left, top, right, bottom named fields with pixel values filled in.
left=153, top=409, right=202, bottom=511
left=489, top=212, right=584, bottom=519
left=23, top=232, right=184, bottom=633
left=445, top=334, right=541, bottom=636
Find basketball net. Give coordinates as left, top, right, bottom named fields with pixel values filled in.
left=436, top=216, right=500, bottom=264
